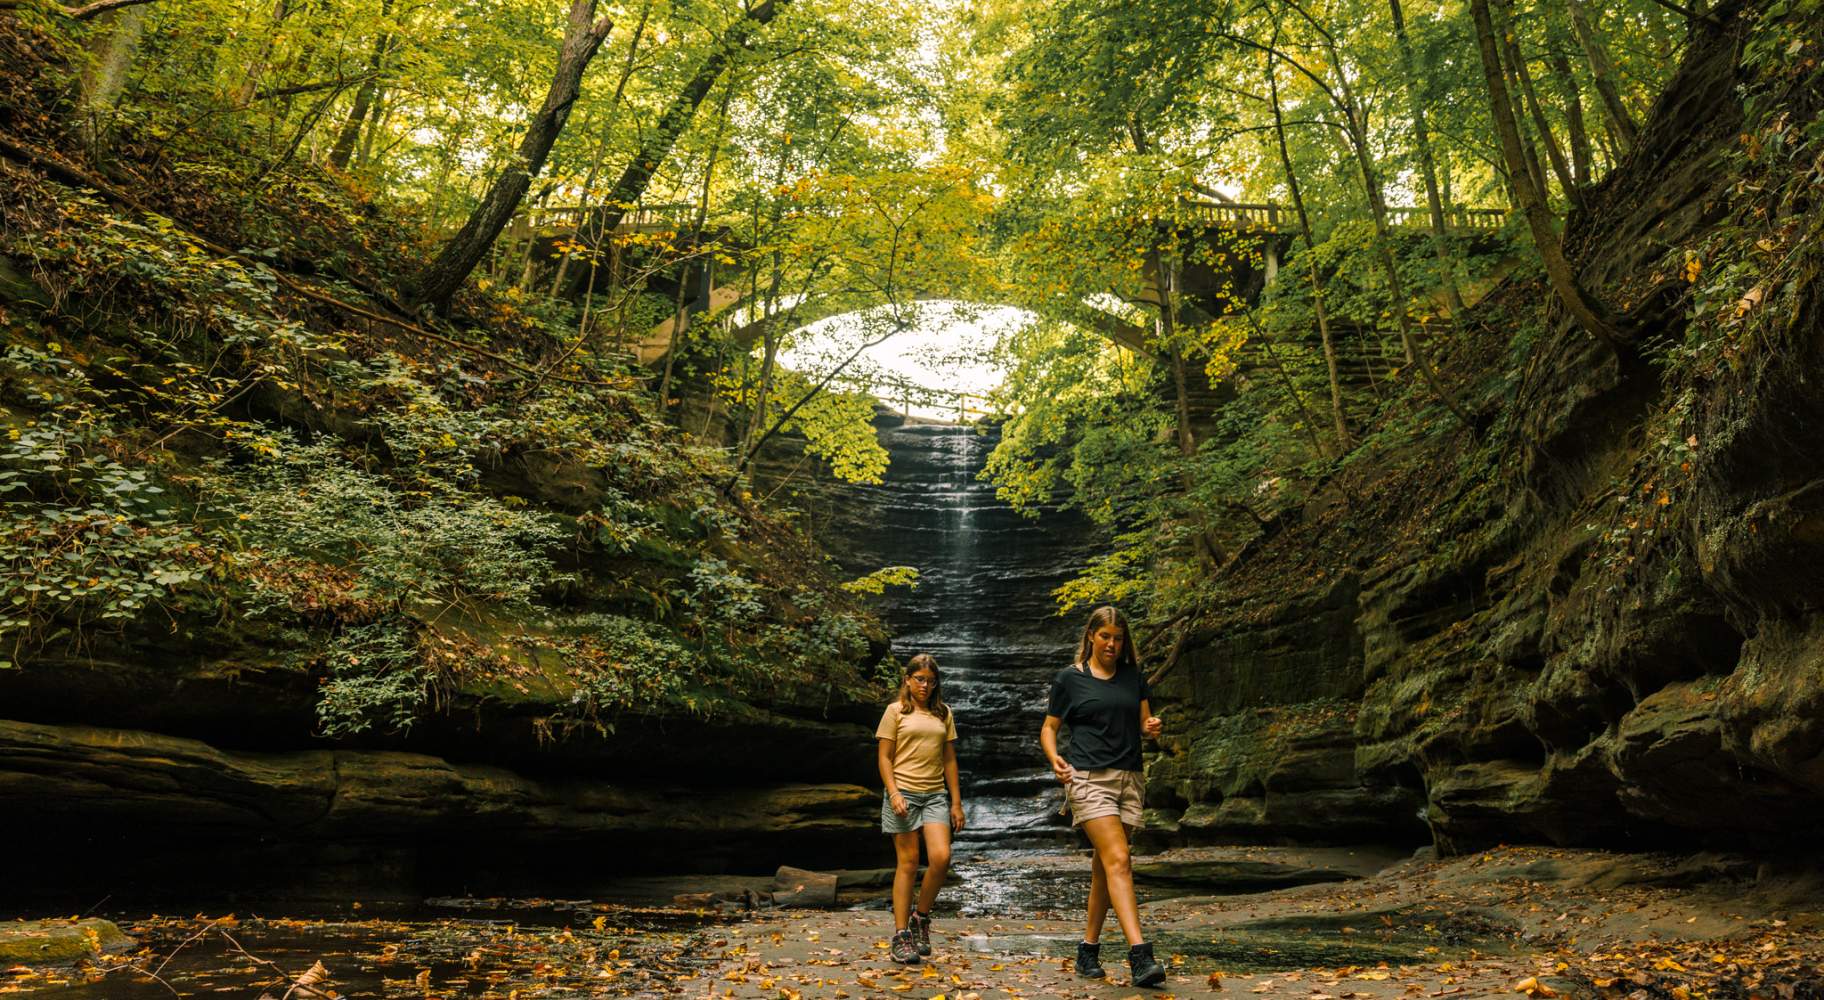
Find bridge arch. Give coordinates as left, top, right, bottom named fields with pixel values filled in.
left=500, top=197, right=1508, bottom=366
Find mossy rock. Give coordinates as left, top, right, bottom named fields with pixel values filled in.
left=0, top=919, right=134, bottom=964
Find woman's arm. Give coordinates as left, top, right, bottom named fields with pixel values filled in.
left=944, top=741, right=965, bottom=831
left=879, top=738, right=908, bottom=816
left=1140, top=698, right=1163, bottom=739
left=1041, top=715, right=1073, bottom=783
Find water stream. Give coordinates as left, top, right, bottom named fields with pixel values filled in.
left=824, top=420, right=1102, bottom=915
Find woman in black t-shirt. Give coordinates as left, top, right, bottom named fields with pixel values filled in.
left=1040, top=605, right=1166, bottom=988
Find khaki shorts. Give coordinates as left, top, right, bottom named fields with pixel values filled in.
left=1066, top=767, right=1145, bottom=828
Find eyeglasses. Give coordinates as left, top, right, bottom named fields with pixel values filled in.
left=908, top=675, right=937, bottom=686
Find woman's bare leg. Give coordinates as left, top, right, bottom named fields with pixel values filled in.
left=1079, top=816, right=1143, bottom=946
left=916, top=822, right=952, bottom=914
left=891, top=832, right=921, bottom=930
left=1085, top=849, right=1110, bottom=943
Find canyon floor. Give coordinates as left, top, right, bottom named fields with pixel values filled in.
left=698, top=845, right=1824, bottom=1000
left=7, top=846, right=1822, bottom=999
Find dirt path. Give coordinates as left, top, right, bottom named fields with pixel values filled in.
left=690, top=846, right=1824, bottom=1000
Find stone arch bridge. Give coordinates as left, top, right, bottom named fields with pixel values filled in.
left=503, top=199, right=1507, bottom=365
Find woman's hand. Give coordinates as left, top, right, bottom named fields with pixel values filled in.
left=950, top=801, right=966, bottom=832
left=890, top=791, right=910, bottom=818
left=1050, top=756, right=1074, bottom=784
left=1142, top=715, right=1163, bottom=739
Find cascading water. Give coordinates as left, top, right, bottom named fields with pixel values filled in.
left=826, top=419, right=1103, bottom=914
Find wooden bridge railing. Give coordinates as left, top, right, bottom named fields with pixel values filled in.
left=1181, top=201, right=1287, bottom=228
left=828, top=371, right=992, bottom=421
left=506, top=202, right=696, bottom=240
left=1381, top=206, right=1508, bottom=230
left=1179, top=200, right=1506, bottom=233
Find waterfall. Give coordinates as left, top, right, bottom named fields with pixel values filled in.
left=825, top=419, right=1103, bottom=898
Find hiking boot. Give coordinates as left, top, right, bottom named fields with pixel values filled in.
left=909, top=911, right=933, bottom=956
left=889, top=929, right=921, bottom=965
left=1128, top=941, right=1166, bottom=988
left=1074, top=940, right=1105, bottom=978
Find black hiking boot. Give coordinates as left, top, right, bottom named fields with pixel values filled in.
left=1128, top=941, right=1166, bottom=987
left=1074, top=941, right=1105, bottom=978
left=909, top=911, right=933, bottom=956
left=889, top=929, right=921, bottom=965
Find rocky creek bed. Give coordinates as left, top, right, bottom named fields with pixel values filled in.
left=7, top=846, right=1820, bottom=999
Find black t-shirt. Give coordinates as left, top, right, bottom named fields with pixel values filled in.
left=1046, top=663, right=1150, bottom=772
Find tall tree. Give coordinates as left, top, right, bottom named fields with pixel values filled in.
left=1265, top=46, right=1348, bottom=452
left=76, top=3, right=149, bottom=150
left=412, top=0, right=616, bottom=313
left=1494, top=0, right=1583, bottom=210
left=1387, top=0, right=1466, bottom=317
left=1561, top=0, right=1639, bottom=152
left=570, top=0, right=789, bottom=272
left=1469, top=0, right=1621, bottom=349
left=1544, top=8, right=1595, bottom=185
left=1255, top=6, right=1476, bottom=433
left=327, top=0, right=392, bottom=171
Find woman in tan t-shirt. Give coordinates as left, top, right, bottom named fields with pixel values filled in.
left=875, top=653, right=964, bottom=965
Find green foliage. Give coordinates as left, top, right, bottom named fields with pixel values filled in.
left=216, top=434, right=569, bottom=616
left=719, top=365, right=890, bottom=484
left=841, top=565, right=919, bottom=595
left=314, top=618, right=431, bottom=737
left=0, top=346, right=205, bottom=655
left=1649, top=0, right=1823, bottom=383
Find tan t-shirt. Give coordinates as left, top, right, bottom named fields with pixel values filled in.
left=876, top=702, right=958, bottom=793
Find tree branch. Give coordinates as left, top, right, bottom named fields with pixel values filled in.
left=0, top=0, right=160, bottom=19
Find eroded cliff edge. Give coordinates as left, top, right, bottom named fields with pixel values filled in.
left=1148, top=3, right=1824, bottom=853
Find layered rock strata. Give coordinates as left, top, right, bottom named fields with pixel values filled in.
left=1150, top=6, right=1824, bottom=853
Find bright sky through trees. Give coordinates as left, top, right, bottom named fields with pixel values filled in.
left=777, top=301, right=1029, bottom=420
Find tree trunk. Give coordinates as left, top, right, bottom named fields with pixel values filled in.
left=550, top=0, right=653, bottom=297
left=658, top=78, right=733, bottom=410
left=1562, top=0, right=1638, bottom=151
left=327, top=0, right=390, bottom=171
left=1140, top=248, right=1194, bottom=457
left=1493, top=13, right=1551, bottom=210
left=356, top=89, right=389, bottom=165
left=412, top=0, right=615, bottom=313
left=1325, top=41, right=1477, bottom=435
left=570, top=0, right=787, bottom=271
left=1545, top=8, right=1594, bottom=184
left=739, top=145, right=793, bottom=464
left=77, top=4, right=148, bottom=151
left=1387, top=0, right=1466, bottom=318
left=1495, top=0, right=1582, bottom=210
left=230, top=0, right=290, bottom=108
left=1266, top=50, right=1348, bottom=452
left=1470, top=0, right=1622, bottom=350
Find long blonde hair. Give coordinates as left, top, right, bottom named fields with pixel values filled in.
left=1074, top=605, right=1140, bottom=675
left=896, top=653, right=950, bottom=721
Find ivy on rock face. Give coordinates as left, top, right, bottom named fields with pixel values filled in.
left=0, top=162, right=888, bottom=733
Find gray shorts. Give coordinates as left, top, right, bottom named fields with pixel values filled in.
left=881, top=789, right=951, bottom=834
